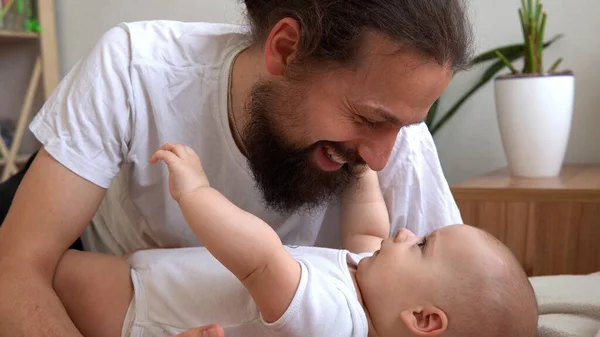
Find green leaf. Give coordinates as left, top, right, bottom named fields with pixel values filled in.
left=471, top=43, right=526, bottom=64
left=519, top=8, right=529, bottom=47
left=469, top=34, right=561, bottom=65
left=548, top=57, right=563, bottom=73
left=541, top=33, right=563, bottom=47
left=429, top=35, right=564, bottom=135
left=430, top=58, right=508, bottom=135
left=494, top=50, right=519, bottom=74
left=538, top=12, right=547, bottom=71
left=526, top=34, right=536, bottom=72
left=425, top=99, right=439, bottom=130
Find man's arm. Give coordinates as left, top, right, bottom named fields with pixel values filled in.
left=340, top=168, right=390, bottom=253
left=152, top=144, right=301, bottom=324
left=0, top=149, right=106, bottom=336
left=0, top=23, right=141, bottom=336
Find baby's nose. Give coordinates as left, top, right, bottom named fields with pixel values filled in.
left=394, top=228, right=418, bottom=243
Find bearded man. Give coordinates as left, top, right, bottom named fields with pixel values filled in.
left=0, top=0, right=472, bottom=336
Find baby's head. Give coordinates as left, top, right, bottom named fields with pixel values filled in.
left=356, top=224, right=538, bottom=337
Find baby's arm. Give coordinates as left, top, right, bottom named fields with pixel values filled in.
left=151, top=143, right=300, bottom=324
left=341, top=168, right=390, bottom=253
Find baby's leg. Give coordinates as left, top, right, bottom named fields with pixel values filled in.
left=53, top=249, right=133, bottom=337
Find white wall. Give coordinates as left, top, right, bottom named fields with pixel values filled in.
left=53, top=0, right=600, bottom=184
left=54, top=0, right=245, bottom=74
left=435, top=0, right=600, bottom=184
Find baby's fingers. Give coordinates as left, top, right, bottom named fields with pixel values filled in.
left=150, top=149, right=180, bottom=167
left=159, top=143, right=188, bottom=158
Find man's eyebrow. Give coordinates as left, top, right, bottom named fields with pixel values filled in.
left=357, top=102, right=425, bottom=127
left=372, top=107, right=403, bottom=126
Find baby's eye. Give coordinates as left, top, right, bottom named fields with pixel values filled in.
left=417, top=237, right=428, bottom=250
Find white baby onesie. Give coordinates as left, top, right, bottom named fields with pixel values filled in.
left=122, top=246, right=370, bottom=337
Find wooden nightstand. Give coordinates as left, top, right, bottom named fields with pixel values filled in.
left=451, top=164, right=600, bottom=277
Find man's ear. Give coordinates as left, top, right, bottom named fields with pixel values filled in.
left=399, top=306, right=448, bottom=336
left=263, top=17, right=301, bottom=76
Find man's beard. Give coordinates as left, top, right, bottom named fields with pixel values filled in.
left=241, top=79, right=366, bottom=215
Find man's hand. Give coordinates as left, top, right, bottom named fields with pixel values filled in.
left=150, top=143, right=210, bottom=202
left=173, top=324, right=224, bottom=337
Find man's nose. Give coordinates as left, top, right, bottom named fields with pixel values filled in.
left=393, top=228, right=418, bottom=244
left=357, top=131, right=397, bottom=171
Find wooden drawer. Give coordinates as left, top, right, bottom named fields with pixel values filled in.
left=451, top=164, right=600, bottom=276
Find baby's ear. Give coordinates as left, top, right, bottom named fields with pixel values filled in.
left=399, top=306, right=448, bottom=336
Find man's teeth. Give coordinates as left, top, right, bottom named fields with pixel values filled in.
left=325, top=147, right=347, bottom=164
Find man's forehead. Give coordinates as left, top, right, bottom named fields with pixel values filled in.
left=354, top=33, right=446, bottom=73
left=347, top=48, right=452, bottom=115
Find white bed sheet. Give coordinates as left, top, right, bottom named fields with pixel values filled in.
left=531, top=272, right=600, bottom=337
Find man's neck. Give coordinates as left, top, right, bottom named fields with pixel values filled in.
left=229, top=46, right=262, bottom=156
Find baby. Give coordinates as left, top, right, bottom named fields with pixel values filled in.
left=53, top=143, right=538, bottom=337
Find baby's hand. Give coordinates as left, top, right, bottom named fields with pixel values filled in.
left=150, top=143, right=209, bottom=202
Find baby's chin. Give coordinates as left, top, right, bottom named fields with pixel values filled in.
left=353, top=254, right=377, bottom=282
left=356, top=252, right=376, bottom=268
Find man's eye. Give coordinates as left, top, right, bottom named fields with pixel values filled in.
left=359, top=116, right=377, bottom=128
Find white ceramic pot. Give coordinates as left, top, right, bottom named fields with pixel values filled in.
left=494, top=73, right=575, bottom=177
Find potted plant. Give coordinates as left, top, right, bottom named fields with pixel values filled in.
left=493, top=0, right=574, bottom=177
left=425, top=33, right=562, bottom=136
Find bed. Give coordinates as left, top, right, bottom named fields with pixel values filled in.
left=531, top=272, right=600, bottom=337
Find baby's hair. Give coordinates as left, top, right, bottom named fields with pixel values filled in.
left=443, top=226, right=538, bottom=337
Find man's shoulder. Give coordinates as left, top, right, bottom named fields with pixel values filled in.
left=120, top=20, right=249, bottom=41
left=117, top=20, right=250, bottom=67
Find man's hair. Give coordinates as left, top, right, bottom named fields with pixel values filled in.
left=241, top=0, right=474, bottom=71
left=443, top=228, right=539, bottom=337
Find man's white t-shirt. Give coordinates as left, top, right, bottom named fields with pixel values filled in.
left=29, top=20, right=462, bottom=255
left=122, top=246, right=369, bottom=337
